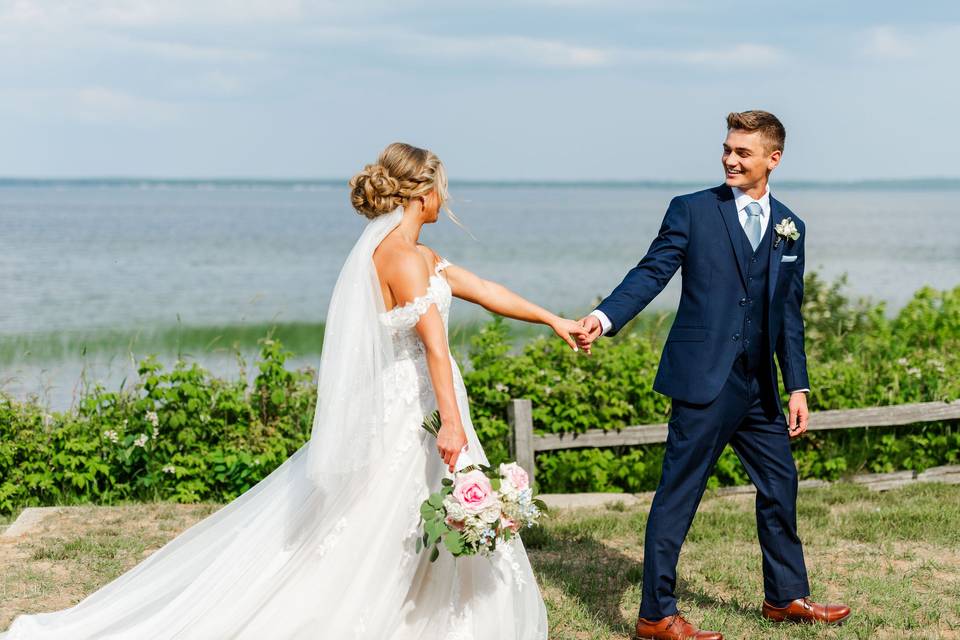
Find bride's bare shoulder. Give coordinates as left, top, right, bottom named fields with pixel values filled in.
left=374, top=237, right=430, bottom=284
left=414, top=243, right=441, bottom=266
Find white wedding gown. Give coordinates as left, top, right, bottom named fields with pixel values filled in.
left=2, top=257, right=549, bottom=640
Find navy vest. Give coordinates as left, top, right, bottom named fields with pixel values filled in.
left=737, top=215, right=772, bottom=372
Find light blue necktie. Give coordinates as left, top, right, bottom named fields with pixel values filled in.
left=743, top=201, right=763, bottom=251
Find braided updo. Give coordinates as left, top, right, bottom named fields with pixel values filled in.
left=349, top=142, right=449, bottom=219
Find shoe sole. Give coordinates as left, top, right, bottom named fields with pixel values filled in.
left=763, top=611, right=851, bottom=626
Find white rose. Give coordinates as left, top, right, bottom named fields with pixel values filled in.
left=443, top=497, right=468, bottom=522
left=480, top=503, right=502, bottom=524
left=499, top=480, right=520, bottom=501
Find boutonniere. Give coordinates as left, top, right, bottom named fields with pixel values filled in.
left=773, top=217, right=800, bottom=249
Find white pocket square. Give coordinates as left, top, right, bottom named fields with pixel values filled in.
left=780, top=255, right=798, bottom=263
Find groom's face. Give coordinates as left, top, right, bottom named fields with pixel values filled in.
left=722, top=129, right=781, bottom=190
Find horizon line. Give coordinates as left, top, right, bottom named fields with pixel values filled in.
left=2, top=176, right=960, bottom=189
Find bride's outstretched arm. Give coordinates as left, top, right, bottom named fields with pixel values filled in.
left=444, top=264, right=587, bottom=351
left=389, top=252, right=467, bottom=472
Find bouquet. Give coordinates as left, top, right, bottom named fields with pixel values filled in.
left=417, top=411, right=547, bottom=561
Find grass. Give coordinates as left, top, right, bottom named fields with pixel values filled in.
left=0, top=322, right=331, bottom=365
left=0, top=503, right=220, bottom=630
left=0, top=317, right=563, bottom=367
left=0, top=309, right=676, bottom=367
left=530, top=482, right=960, bottom=639
left=3, top=483, right=956, bottom=638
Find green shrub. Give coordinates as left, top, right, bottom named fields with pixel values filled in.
left=1, top=275, right=958, bottom=513
left=460, top=277, right=960, bottom=492
left=0, top=339, right=315, bottom=514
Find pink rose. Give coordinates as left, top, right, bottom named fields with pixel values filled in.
left=453, top=470, right=496, bottom=514
left=500, top=515, right=520, bottom=533
left=499, top=462, right=530, bottom=491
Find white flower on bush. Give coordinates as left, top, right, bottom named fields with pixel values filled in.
left=133, top=433, right=149, bottom=448
left=152, top=427, right=160, bottom=439
left=103, top=430, right=119, bottom=444
left=896, top=357, right=909, bottom=366
left=494, top=383, right=508, bottom=393
left=162, top=465, right=176, bottom=474
left=146, top=411, right=159, bottom=428
left=907, top=367, right=922, bottom=378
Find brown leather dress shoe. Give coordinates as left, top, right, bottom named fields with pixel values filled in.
left=635, top=613, right=723, bottom=640
left=762, top=597, right=851, bottom=625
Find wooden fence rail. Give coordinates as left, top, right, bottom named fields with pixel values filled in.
left=507, top=399, right=960, bottom=486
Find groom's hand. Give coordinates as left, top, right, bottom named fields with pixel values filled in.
left=576, top=315, right=603, bottom=354
left=787, top=391, right=809, bottom=439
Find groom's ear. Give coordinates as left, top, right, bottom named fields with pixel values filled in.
left=767, top=148, right=782, bottom=172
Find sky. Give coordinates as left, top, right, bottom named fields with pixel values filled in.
left=1, top=0, right=959, bottom=181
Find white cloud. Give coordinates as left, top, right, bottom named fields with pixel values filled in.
left=197, top=70, right=246, bottom=95
left=481, top=0, right=686, bottom=7
left=74, top=87, right=179, bottom=122
left=620, top=43, right=785, bottom=67
left=309, top=27, right=784, bottom=70
left=106, top=36, right=265, bottom=63
left=862, top=26, right=916, bottom=60
left=0, top=87, right=180, bottom=123
left=858, top=24, right=960, bottom=69
left=0, top=0, right=303, bottom=28
left=432, top=35, right=611, bottom=69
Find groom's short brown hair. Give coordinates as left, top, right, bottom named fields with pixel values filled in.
left=726, top=110, right=786, bottom=152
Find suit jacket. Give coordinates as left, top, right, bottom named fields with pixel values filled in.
left=596, top=184, right=810, bottom=406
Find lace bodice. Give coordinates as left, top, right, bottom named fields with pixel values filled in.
left=379, top=258, right=452, bottom=361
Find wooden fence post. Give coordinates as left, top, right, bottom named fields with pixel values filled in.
left=508, top=399, right=535, bottom=486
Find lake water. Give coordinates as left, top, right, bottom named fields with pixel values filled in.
left=2, top=180, right=959, bottom=408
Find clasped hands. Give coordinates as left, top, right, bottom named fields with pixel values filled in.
left=548, top=314, right=603, bottom=353
left=548, top=313, right=603, bottom=355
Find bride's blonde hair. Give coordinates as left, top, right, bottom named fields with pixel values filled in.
left=349, top=142, right=451, bottom=220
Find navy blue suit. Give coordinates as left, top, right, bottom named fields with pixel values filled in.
left=596, top=184, right=811, bottom=618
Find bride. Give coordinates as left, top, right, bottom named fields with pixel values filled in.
left=2, top=142, right=588, bottom=639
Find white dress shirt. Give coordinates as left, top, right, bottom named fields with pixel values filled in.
left=733, top=184, right=771, bottom=240
left=590, top=184, right=809, bottom=394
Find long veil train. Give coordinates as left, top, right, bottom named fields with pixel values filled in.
left=2, top=208, right=548, bottom=639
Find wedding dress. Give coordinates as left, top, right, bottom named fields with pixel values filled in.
left=2, top=208, right=549, bottom=640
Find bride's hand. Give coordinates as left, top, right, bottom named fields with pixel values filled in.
left=550, top=316, right=589, bottom=352
left=437, top=418, right=468, bottom=472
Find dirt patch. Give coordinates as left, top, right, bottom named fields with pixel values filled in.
left=0, top=504, right=217, bottom=631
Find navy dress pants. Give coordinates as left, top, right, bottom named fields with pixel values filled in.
left=638, top=354, right=810, bottom=620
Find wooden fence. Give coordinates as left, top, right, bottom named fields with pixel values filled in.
left=507, top=399, right=960, bottom=486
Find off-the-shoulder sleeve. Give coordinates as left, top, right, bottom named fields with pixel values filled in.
left=379, top=278, right=445, bottom=330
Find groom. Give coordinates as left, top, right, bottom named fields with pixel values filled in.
left=578, top=111, right=851, bottom=640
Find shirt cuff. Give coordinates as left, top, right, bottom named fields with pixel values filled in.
left=590, top=310, right=612, bottom=336
left=788, top=388, right=810, bottom=394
